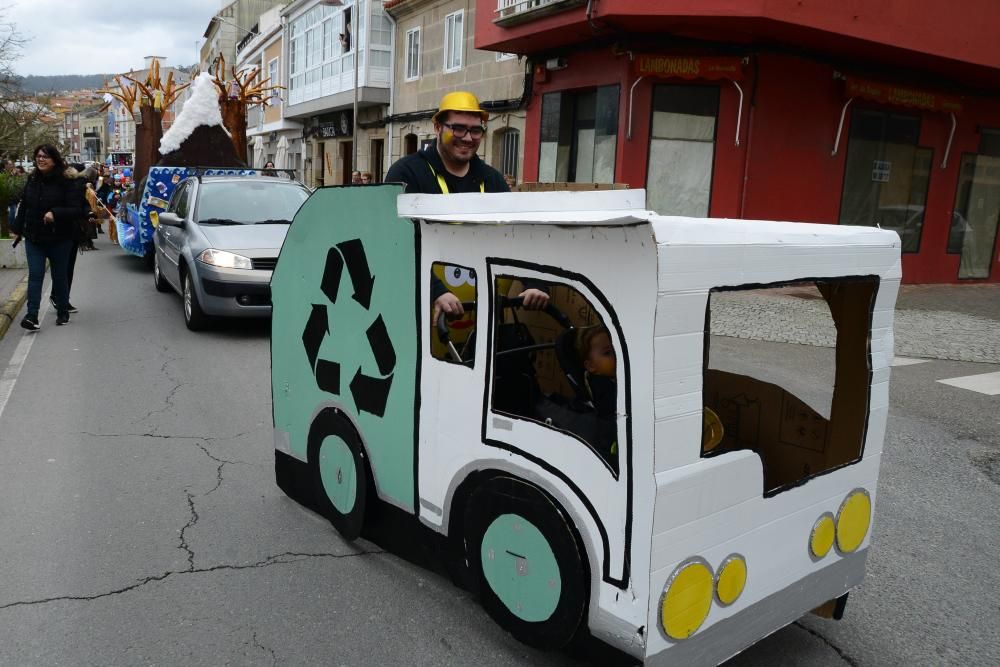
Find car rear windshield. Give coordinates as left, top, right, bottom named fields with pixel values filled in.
left=197, top=181, right=310, bottom=224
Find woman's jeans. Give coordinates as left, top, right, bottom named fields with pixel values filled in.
left=24, top=238, right=73, bottom=317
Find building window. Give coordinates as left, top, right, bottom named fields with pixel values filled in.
left=404, top=133, right=418, bottom=155
left=371, top=138, right=385, bottom=183
left=646, top=84, right=719, bottom=217
left=443, top=10, right=464, bottom=73
left=839, top=109, right=932, bottom=253
left=495, top=128, right=520, bottom=183
left=949, top=129, right=1000, bottom=279
left=405, top=27, right=420, bottom=80
left=268, top=58, right=280, bottom=104
left=538, top=85, right=619, bottom=183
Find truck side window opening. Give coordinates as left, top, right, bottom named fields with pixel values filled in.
left=431, top=262, right=478, bottom=365
left=703, top=278, right=878, bottom=494
left=491, top=276, right=620, bottom=470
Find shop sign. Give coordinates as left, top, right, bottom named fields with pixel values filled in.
left=635, top=55, right=745, bottom=80
left=846, top=77, right=963, bottom=113
left=311, top=111, right=354, bottom=139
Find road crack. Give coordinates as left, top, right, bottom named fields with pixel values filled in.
left=0, top=550, right=385, bottom=612
left=793, top=621, right=859, bottom=667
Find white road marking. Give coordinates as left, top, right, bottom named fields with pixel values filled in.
left=937, top=371, right=1000, bottom=396
left=0, top=301, right=50, bottom=421
left=892, top=356, right=932, bottom=367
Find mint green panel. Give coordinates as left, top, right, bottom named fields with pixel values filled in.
left=481, top=514, right=562, bottom=622
left=271, top=185, right=416, bottom=511
left=318, top=435, right=358, bottom=514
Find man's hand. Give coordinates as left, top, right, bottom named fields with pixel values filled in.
left=43, top=211, right=54, bottom=224
left=433, top=292, right=464, bottom=326
left=519, top=288, right=550, bottom=310
left=11, top=233, right=20, bottom=247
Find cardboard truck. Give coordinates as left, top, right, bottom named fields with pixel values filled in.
left=270, top=185, right=900, bottom=664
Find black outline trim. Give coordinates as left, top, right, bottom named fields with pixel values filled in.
left=412, top=223, right=422, bottom=515
left=702, top=275, right=880, bottom=498
left=481, top=258, right=632, bottom=590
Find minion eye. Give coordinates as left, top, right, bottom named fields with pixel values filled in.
left=443, top=265, right=475, bottom=288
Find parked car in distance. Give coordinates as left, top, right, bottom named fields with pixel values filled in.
left=153, top=174, right=311, bottom=330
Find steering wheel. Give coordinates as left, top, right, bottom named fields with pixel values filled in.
left=436, top=301, right=477, bottom=364
left=493, top=296, right=573, bottom=360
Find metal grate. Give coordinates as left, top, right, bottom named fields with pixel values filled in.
left=500, top=129, right=520, bottom=181
left=252, top=258, right=278, bottom=271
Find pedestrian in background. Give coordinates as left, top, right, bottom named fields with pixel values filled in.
left=360, top=171, right=372, bottom=184
left=351, top=170, right=362, bottom=184
left=10, top=144, right=87, bottom=329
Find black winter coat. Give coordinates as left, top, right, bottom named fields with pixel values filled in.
left=384, top=140, right=510, bottom=195
left=11, top=168, right=87, bottom=243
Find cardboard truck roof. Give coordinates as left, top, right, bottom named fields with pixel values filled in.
left=398, top=189, right=902, bottom=252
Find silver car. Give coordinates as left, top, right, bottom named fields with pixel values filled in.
left=153, top=174, right=311, bottom=330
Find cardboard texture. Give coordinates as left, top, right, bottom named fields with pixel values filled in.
left=270, top=187, right=900, bottom=664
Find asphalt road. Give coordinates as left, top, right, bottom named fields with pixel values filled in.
left=0, top=238, right=997, bottom=665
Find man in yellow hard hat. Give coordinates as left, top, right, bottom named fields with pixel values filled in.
left=386, top=91, right=548, bottom=320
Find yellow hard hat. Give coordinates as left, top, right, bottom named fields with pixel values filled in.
left=434, top=91, right=489, bottom=122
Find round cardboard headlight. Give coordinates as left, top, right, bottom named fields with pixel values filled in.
left=836, top=489, right=872, bottom=553
left=660, top=558, right=714, bottom=640
left=714, top=554, right=747, bottom=606
left=810, top=512, right=836, bottom=559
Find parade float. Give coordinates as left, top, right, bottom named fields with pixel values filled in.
left=106, top=57, right=280, bottom=264
left=270, top=185, right=901, bottom=663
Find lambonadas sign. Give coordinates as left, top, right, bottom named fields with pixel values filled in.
left=635, top=55, right=745, bottom=80
left=845, top=77, right=963, bottom=113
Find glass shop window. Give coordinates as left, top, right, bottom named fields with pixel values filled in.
left=839, top=109, right=932, bottom=253
left=430, top=262, right=478, bottom=366
left=646, top=84, right=720, bottom=217
left=948, top=128, right=1000, bottom=279
left=704, top=278, right=878, bottom=495
left=538, top=86, right=619, bottom=184
left=490, top=276, right=620, bottom=470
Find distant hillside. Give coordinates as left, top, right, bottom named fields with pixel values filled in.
left=18, top=74, right=113, bottom=94
left=16, top=67, right=196, bottom=94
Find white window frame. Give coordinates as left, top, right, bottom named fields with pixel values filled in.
left=268, top=57, right=280, bottom=105
left=443, top=10, right=464, bottom=73
left=405, top=27, right=421, bottom=81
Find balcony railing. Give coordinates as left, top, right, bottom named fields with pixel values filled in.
left=494, top=0, right=586, bottom=26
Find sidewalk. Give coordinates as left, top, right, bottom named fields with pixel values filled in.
left=0, top=266, right=28, bottom=340
left=712, top=283, right=1000, bottom=364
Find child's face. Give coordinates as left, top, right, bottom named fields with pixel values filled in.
left=584, top=331, right=616, bottom=377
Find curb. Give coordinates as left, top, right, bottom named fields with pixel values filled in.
left=0, top=276, right=28, bottom=340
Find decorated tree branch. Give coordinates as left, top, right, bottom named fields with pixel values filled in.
left=101, top=58, right=189, bottom=185
left=209, top=54, right=284, bottom=163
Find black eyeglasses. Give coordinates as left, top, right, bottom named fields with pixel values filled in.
left=35, top=154, right=51, bottom=160
left=441, top=122, right=485, bottom=139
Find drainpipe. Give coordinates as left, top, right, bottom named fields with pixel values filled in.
left=385, top=6, right=397, bottom=175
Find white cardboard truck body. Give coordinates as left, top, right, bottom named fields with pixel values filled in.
left=271, top=187, right=900, bottom=664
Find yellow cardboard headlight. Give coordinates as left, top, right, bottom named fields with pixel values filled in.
left=714, top=554, right=747, bottom=606
left=660, top=558, right=714, bottom=640
left=810, top=512, right=836, bottom=559
left=836, top=489, right=872, bottom=553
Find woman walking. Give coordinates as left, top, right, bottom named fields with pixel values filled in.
left=10, top=145, right=87, bottom=330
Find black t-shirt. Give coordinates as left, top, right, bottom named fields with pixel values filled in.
left=384, top=140, right=509, bottom=195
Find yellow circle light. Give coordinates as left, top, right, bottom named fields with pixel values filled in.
left=810, top=513, right=836, bottom=559
left=836, top=489, right=872, bottom=553
left=714, top=554, right=747, bottom=606
left=660, top=559, right=714, bottom=640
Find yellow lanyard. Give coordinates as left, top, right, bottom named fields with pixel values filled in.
left=430, top=165, right=485, bottom=194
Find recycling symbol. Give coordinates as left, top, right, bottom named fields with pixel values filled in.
left=301, top=239, right=396, bottom=417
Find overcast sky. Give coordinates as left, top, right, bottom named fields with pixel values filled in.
left=6, top=0, right=226, bottom=76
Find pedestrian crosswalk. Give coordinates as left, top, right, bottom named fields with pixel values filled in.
left=937, top=371, right=1000, bottom=396
left=892, top=356, right=1000, bottom=396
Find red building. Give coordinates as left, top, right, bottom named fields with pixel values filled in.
left=477, top=0, right=1000, bottom=283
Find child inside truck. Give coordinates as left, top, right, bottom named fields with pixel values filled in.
left=576, top=326, right=617, bottom=420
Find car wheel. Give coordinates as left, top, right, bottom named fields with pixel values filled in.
left=464, top=476, right=588, bottom=650
left=183, top=270, right=210, bottom=331
left=307, top=407, right=368, bottom=541
left=153, top=251, right=171, bottom=293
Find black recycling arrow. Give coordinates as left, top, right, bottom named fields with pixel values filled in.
left=315, top=359, right=341, bottom=394
left=302, top=304, right=329, bottom=370
left=336, top=239, right=375, bottom=309
left=366, top=314, right=396, bottom=376
left=350, top=370, right=393, bottom=417
left=321, top=247, right=345, bottom=304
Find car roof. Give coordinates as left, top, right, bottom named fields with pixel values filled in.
left=193, top=175, right=306, bottom=185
